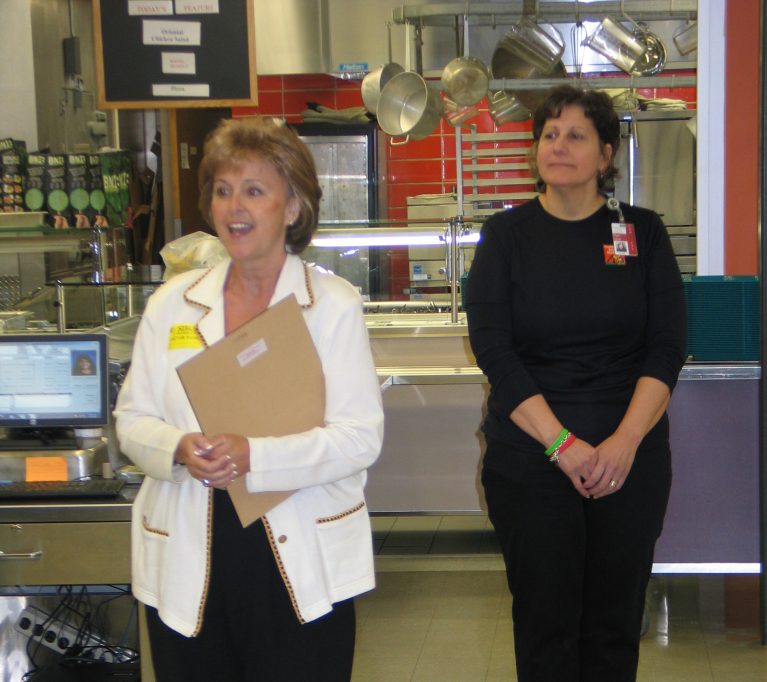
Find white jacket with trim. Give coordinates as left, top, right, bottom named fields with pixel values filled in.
left=114, top=255, right=384, bottom=637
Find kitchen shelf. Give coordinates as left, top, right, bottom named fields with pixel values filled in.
left=489, top=75, right=697, bottom=91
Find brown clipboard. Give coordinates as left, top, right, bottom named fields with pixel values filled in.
left=177, top=295, right=325, bottom=527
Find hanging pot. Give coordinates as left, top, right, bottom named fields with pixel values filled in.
left=362, top=62, right=405, bottom=115
left=442, top=94, right=481, bottom=127
left=377, top=71, right=442, bottom=145
left=581, top=17, right=648, bottom=75
left=488, top=90, right=530, bottom=125
left=441, top=56, right=490, bottom=107
left=491, top=40, right=567, bottom=114
left=498, top=16, right=565, bottom=75
left=629, top=27, right=667, bottom=77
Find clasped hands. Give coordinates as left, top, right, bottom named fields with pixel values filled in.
left=557, top=431, right=637, bottom=500
left=174, top=433, right=250, bottom=490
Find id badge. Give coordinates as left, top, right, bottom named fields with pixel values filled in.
left=611, top=222, right=638, bottom=256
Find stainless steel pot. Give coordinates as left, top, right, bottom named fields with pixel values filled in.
left=377, top=71, right=442, bottom=144
left=441, top=56, right=489, bottom=107
left=499, top=16, right=565, bottom=74
left=490, top=42, right=567, bottom=114
left=362, top=62, right=404, bottom=114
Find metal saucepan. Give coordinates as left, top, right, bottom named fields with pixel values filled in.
left=488, top=90, right=531, bottom=125
left=442, top=94, right=481, bottom=127
left=377, top=71, right=442, bottom=144
left=441, top=56, right=490, bottom=107
left=362, top=62, right=405, bottom=114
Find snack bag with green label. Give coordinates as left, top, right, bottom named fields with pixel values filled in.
left=25, top=153, right=47, bottom=221
left=87, top=153, right=108, bottom=227
left=100, top=151, right=131, bottom=227
left=44, top=154, right=70, bottom=229
left=66, top=153, right=91, bottom=228
left=1, top=150, right=25, bottom=213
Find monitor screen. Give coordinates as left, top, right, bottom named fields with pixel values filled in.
left=0, top=333, right=109, bottom=429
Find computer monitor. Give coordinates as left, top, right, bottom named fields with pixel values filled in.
left=0, top=333, right=109, bottom=432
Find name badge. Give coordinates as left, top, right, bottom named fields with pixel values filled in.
left=611, top=222, right=638, bottom=256
left=168, top=323, right=204, bottom=350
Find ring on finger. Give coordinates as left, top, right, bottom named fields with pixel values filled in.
left=609, top=479, right=618, bottom=488
left=202, top=479, right=210, bottom=488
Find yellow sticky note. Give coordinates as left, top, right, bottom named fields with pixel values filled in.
left=26, top=457, right=68, bottom=482
left=169, top=324, right=204, bottom=350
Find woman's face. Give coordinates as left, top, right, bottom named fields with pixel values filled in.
left=536, top=105, right=612, bottom=194
left=210, top=155, right=299, bottom=270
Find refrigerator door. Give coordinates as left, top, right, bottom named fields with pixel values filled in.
left=614, top=113, right=696, bottom=226
left=295, top=121, right=387, bottom=299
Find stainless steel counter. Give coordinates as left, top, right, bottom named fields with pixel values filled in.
left=0, top=362, right=760, bottom=577
left=377, top=362, right=760, bottom=385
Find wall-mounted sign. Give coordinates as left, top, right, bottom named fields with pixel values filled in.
left=93, top=0, right=256, bottom=109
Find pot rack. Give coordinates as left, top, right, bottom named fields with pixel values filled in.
left=392, top=1, right=698, bottom=27
left=392, top=1, right=698, bottom=87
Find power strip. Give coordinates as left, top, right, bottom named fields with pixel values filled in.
left=15, top=605, right=106, bottom=655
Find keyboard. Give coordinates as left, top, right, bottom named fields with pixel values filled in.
left=0, top=478, right=125, bottom=500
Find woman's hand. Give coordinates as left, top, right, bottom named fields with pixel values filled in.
left=583, top=431, right=639, bottom=499
left=556, top=438, right=598, bottom=498
left=174, top=433, right=250, bottom=489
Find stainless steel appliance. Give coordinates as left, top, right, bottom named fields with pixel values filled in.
left=294, top=121, right=388, bottom=299
left=613, top=109, right=697, bottom=273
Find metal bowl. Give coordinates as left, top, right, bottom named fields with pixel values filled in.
left=630, top=31, right=667, bottom=77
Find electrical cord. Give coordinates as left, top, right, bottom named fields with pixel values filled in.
left=21, top=585, right=140, bottom=679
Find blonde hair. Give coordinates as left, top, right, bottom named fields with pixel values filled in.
left=198, top=117, right=321, bottom=253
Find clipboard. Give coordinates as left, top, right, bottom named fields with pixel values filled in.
left=177, top=295, right=325, bottom=527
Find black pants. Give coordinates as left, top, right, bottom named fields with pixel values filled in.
left=145, top=489, right=356, bottom=682
left=482, top=440, right=671, bottom=682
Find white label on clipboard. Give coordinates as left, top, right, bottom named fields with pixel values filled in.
left=237, top=338, right=268, bottom=367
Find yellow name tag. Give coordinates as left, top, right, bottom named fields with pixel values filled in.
left=168, top=324, right=203, bottom=350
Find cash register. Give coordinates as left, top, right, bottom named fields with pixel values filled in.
left=0, top=333, right=123, bottom=498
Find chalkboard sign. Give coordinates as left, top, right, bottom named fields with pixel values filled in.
left=93, top=0, right=257, bottom=109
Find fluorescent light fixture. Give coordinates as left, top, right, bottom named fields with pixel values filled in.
left=311, top=228, right=480, bottom=248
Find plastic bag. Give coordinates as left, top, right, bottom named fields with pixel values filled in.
left=160, top=231, right=228, bottom=280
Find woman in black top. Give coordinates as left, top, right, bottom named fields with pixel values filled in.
left=465, top=86, right=686, bottom=682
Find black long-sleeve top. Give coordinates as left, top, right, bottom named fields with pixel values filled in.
left=465, top=198, right=686, bottom=458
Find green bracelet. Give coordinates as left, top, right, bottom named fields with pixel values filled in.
left=544, top=428, right=570, bottom=456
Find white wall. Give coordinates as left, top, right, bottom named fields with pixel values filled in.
left=695, top=0, right=726, bottom=275
left=0, top=0, right=38, bottom=148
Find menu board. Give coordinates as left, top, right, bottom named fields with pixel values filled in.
left=93, top=0, right=257, bottom=108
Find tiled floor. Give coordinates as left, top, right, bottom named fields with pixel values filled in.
left=351, top=516, right=767, bottom=682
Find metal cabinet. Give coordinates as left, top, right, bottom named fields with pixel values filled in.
left=0, top=521, right=131, bottom=585
left=613, top=110, right=697, bottom=273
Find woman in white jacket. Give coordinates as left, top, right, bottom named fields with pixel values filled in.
left=114, top=117, right=384, bottom=681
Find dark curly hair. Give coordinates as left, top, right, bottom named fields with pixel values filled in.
left=528, top=85, right=620, bottom=192
left=198, top=117, right=322, bottom=254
